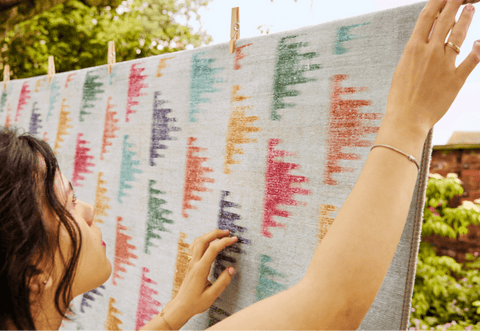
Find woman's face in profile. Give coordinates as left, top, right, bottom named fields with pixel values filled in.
left=42, top=162, right=112, bottom=299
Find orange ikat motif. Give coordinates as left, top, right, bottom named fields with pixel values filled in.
left=182, top=137, right=215, bottom=218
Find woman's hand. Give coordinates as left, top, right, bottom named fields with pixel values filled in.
left=164, top=229, right=237, bottom=327
left=384, top=0, right=479, bottom=135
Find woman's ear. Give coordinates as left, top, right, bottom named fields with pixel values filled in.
left=29, top=277, right=49, bottom=293
left=27, top=268, right=52, bottom=301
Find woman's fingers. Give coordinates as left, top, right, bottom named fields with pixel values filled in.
left=432, top=0, right=465, bottom=45
left=446, top=4, right=475, bottom=58
left=197, top=236, right=238, bottom=274
left=190, top=229, right=230, bottom=261
left=411, top=0, right=447, bottom=43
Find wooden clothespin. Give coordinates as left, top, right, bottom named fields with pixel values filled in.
left=229, top=7, right=240, bottom=54
left=3, top=64, right=9, bottom=91
left=48, top=56, right=55, bottom=84
left=108, top=41, right=115, bottom=74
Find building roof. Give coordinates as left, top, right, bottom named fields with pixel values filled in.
left=433, top=131, right=480, bottom=151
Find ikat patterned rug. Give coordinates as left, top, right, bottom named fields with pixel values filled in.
left=0, top=1, right=432, bottom=329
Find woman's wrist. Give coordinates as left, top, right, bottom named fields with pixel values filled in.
left=138, top=312, right=173, bottom=330
left=160, top=299, right=191, bottom=330
left=138, top=300, right=190, bottom=330
left=377, top=111, right=430, bottom=162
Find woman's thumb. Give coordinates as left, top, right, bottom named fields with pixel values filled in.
left=457, top=40, right=480, bottom=84
left=221, top=266, right=235, bottom=285
left=207, top=266, right=235, bottom=301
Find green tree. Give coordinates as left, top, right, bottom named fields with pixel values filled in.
left=410, top=173, right=480, bottom=330
left=0, top=0, right=124, bottom=39
left=0, top=0, right=213, bottom=80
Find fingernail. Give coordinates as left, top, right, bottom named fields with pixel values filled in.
left=229, top=267, right=235, bottom=275
left=231, top=236, right=238, bottom=241
left=224, top=229, right=229, bottom=234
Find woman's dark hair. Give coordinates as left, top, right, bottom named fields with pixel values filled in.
left=0, top=124, right=83, bottom=330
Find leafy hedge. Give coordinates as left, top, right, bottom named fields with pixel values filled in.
left=410, top=173, right=480, bottom=330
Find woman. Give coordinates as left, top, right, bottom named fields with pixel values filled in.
left=1, top=0, right=479, bottom=329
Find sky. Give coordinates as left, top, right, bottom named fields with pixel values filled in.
left=184, top=0, right=480, bottom=147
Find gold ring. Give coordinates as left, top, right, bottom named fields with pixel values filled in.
left=446, top=42, right=461, bottom=54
